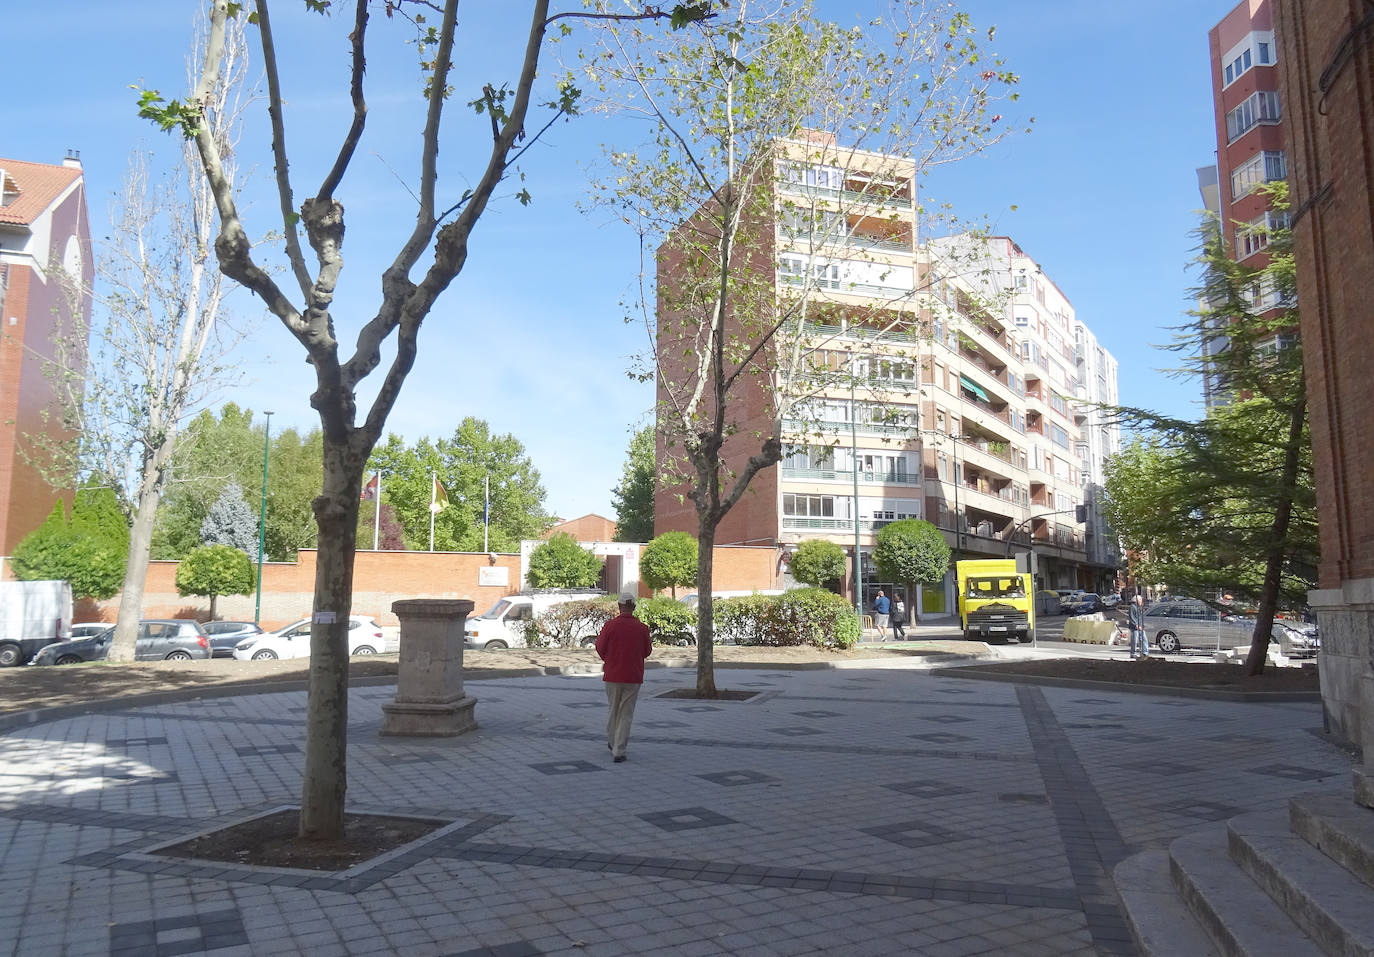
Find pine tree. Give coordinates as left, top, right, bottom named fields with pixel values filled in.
left=200, top=482, right=258, bottom=555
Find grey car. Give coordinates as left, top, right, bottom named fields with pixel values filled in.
left=30, top=620, right=212, bottom=665
left=1143, top=599, right=1317, bottom=657
left=201, top=620, right=265, bottom=658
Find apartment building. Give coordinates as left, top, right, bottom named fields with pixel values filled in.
left=0, top=153, right=92, bottom=557
left=653, top=135, right=1120, bottom=614
left=1198, top=0, right=1292, bottom=410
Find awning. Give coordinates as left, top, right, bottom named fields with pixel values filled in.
left=959, top=374, right=991, bottom=403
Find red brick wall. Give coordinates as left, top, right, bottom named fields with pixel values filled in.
left=1275, top=0, right=1374, bottom=586
left=78, top=550, right=524, bottom=628
left=546, top=514, right=617, bottom=542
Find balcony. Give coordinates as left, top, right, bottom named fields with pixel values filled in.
left=777, top=181, right=914, bottom=212
left=953, top=317, right=1018, bottom=367
left=957, top=402, right=1016, bottom=443
left=779, top=272, right=916, bottom=302
left=781, top=466, right=921, bottom=487
left=782, top=418, right=916, bottom=440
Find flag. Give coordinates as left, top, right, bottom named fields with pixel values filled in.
left=361, top=472, right=378, bottom=501
left=430, top=475, right=449, bottom=514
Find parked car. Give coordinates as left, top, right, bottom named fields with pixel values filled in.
left=1099, top=593, right=1122, bottom=609
left=201, top=620, right=265, bottom=658
left=232, top=615, right=385, bottom=660
left=1143, top=599, right=1318, bottom=657
left=69, top=622, right=113, bottom=640
left=1062, top=593, right=1104, bottom=615
left=29, top=620, right=211, bottom=665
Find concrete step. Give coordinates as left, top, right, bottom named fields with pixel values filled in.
left=1230, top=808, right=1374, bottom=957
left=1169, top=826, right=1324, bottom=957
left=1292, top=791, right=1374, bottom=892
left=1114, top=849, right=1221, bottom=957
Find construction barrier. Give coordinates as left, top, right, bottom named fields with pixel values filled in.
left=1062, top=617, right=1121, bottom=644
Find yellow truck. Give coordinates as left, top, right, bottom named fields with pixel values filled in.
left=957, top=559, right=1034, bottom=644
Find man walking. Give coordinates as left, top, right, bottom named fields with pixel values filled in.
left=596, top=595, right=653, bottom=763
left=1127, top=591, right=1149, bottom=660
left=873, top=590, right=891, bottom=640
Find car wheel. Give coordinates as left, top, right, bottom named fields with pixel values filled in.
left=252, top=649, right=279, bottom=660
left=1156, top=631, right=1180, bottom=654
left=353, top=645, right=376, bottom=656
left=484, top=640, right=508, bottom=650
left=0, top=643, right=22, bottom=667
left=164, top=650, right=193, bottom=661
left=55, top=654, right=83, bottom=665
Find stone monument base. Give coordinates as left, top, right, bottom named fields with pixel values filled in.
left=1311, top=578, right=1374, bottom=752
left=380, top=694, right=478, bottom=737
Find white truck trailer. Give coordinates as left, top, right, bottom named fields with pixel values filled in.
left=0, top=580, right=74, bottom=666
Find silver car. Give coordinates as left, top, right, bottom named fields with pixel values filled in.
left=1144, top=599, right=1317, bottom=657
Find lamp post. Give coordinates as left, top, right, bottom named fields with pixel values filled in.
left=254, top=411, right=273, bottom=626
left=849, top=352, right=863, bottom=621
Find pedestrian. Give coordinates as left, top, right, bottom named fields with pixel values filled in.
left=595, top=595, right=653, bottom=763
left=873, top=589, right=891, bottom=640
left=1127, top=591, right=1149, bottom=660
left=891, top=594, right=907, bottom=640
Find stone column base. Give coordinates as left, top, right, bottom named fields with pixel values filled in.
left=380, top=694, right=478, bottom=737
left=1310, top=580, right=1374, bottom=753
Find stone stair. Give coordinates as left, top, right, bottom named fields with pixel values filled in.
left=1115, top=773, right=1374, bottom=956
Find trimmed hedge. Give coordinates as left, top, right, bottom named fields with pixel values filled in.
left=716, top=589, right=860, bottom=650
left=635, top=596, right=697, bottom=645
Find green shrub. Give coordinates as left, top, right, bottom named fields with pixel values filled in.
left=717, top=589, right=860, bottom=649
left=531, top=597, right=618, bottom=648
left=635, top=596, right=697, bottom=645
left=714, top=594, right=775, bottom=646
left=526, top=533, right=603, bottom=588
left=789, top=539, right=846, bottom=589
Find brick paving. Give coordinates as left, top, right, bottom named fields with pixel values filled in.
left=0, top=663, right=1352, bottom=956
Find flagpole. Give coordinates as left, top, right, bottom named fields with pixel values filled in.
left=429, top=473, right=436, bottom=552
left=374, top=470, right=383, bottom=550
left=483, top=474, right=490, bottom=553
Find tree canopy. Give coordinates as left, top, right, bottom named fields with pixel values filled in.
left=789, top=538, right=846, bottom=589
left=639, top=531, right=697, bottom=597
left=176, top=544, right=255, bottom=619
left=1103, top=182, right=1311, bottom=674
left=873, top=520, right=951, bottom=591
left=612, top=425, right=655, bottom=543
left=11, top=489, right=131, bottom=600
left=527, top=533, right=604, bottom=589
left=200, top=482, right=258, bottom=554
left=365, top=419, right=552, bottom=552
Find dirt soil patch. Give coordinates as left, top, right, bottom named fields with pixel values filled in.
left=655, top=687, right=760, bottom=701
left=156, top=809, right=444, bottom=872
left=954, top=656, right=1320, bottom=693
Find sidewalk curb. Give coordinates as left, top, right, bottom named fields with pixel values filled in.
left=932, top=665, right=1322, bottom=702
left=0, top=653, right=995, bottom=734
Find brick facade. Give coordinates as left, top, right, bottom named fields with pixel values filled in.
left=1273, top=0, right=1374, bottom=747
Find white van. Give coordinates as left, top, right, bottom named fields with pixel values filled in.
left=464, top=592, right=606, bottom=650
left=0, top=580, right=73, bottom=666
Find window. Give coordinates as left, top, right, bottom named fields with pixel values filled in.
left=1049, top=392, right=1069, bottom=416
left=1226, top=90, right=1281, bottom=142
left=783, top=447, right=834, bottom=470
left=1222, top=31, right=1277, bottom=88
left=1258, top=41, right=1271, bottom=64
left=1051, top=424, right=1069, bottom=449
left=1230, top=151, right=1287, bottom=200
left=783, top=493, right=836, bottom=518
left=779, top=162, right=843, bottom=190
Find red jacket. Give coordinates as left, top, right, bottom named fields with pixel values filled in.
left=596, top=612, right=653, bottom=683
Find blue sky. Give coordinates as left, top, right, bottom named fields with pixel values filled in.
left=5, top=1, right=1229, bottom=522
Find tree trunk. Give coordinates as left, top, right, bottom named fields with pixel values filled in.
left=107, top=475, right=165, bottom=662
left=694, top=525, right=718, bottom=697
left=209, top=593, right=219, bottom=621
left=1243, top=394, right=1308, bottom=676
left=298, top=438, right=364, bottom=840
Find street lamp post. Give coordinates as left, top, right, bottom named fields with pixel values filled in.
left=254, top=411, right=274, bottom=626
left=850, top=352, right=863, bottom=621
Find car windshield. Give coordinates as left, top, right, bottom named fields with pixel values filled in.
left=966, top=577, right=1025, bottom=600
left=478, top=600, right=511, bottom=620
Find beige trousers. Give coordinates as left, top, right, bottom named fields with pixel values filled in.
left=605, top=682, right=642, bottom=757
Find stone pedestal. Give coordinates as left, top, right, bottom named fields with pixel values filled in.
left=380, top=599, right=478, bottom=737
left=1310, top=579, right=1374, bottom=753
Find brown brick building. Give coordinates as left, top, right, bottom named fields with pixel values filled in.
left=1273, top=0, right=1374, bottom=745
left=0, top=154, right=92, bottom=558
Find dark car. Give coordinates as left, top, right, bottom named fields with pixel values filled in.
left=30, top=620, right=211, bottom=665
left=201, top=620, right=265, bottom=658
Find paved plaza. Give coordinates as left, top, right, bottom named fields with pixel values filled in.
left=0, top=662, right=1353, bottom=956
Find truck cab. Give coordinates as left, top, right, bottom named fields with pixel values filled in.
left=957, top=559, right=1035, bottom=644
